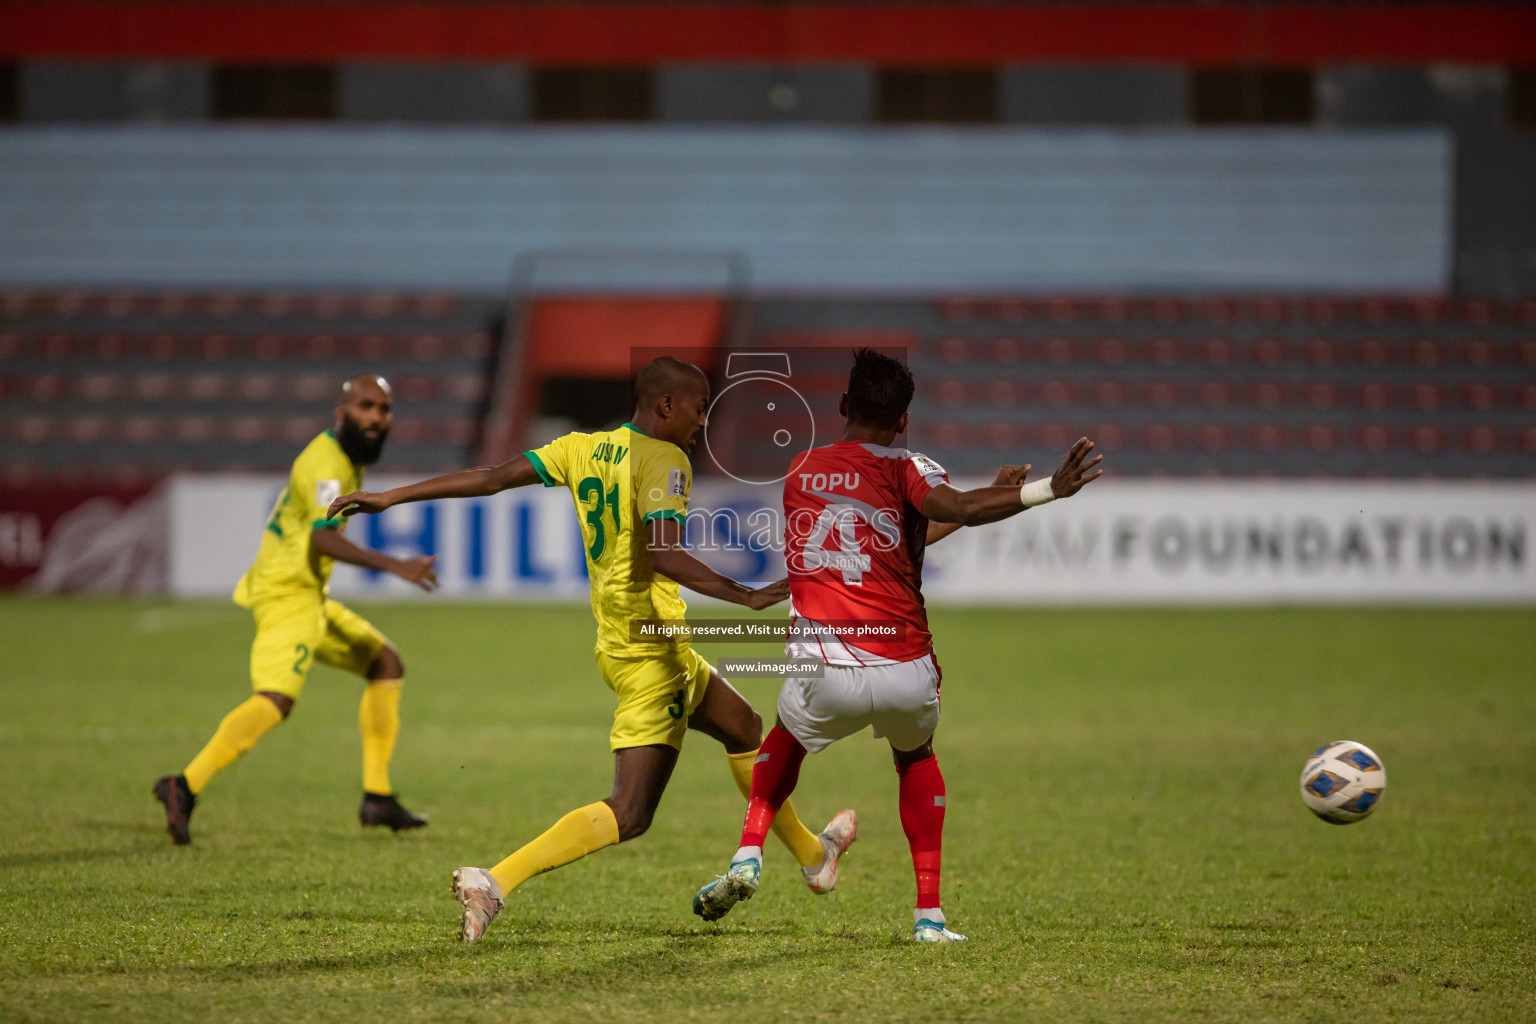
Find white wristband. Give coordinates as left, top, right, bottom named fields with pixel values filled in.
left=1020, top=478, right=1056, bottom=508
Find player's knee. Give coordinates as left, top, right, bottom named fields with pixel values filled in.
left=368, top=645, right=404, bottom=681
left=736, top=707, right=764, bottom=749
left=892, top=740, right=934, bottom=767
left=718, top=711, right=763, bottom=755
left=607, top=799, right=654, bottom=842
left=258, top=691, right=295, bottom=719
left=618, top=815, right=652, bottom=842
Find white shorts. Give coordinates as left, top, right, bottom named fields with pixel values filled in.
left=775, top=655, right=941, bottom=755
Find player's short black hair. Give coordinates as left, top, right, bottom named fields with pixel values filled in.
left=634, top=356, right=708, bottom=408
left=845, top=348, right=914, bottom=430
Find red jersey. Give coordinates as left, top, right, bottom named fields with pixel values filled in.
left=782, top=440, right=949, bottom=665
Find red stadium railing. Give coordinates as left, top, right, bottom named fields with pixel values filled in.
left=4, top=3, right=1536, bottom=64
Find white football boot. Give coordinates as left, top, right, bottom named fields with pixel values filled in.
left=913, top=909, right=967, bottom=943
left=451, top=866, right=504, bottom=942
left=692, top=853, right=761, bottom=922
left=802, top=808, right=858, bottom=894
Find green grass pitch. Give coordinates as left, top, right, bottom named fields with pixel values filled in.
left=1, top=599, right=1533, bottom=1022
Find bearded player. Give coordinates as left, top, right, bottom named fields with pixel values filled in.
left=329, top=356, right=857, bottom=942
left=692, top=349, right=1102, bottom=942
left=152, top=374, right=439, bottom=845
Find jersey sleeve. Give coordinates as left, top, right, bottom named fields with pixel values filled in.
left=525, top=433, right=585, bottom=489
left=900, top=451, right=949, bottom=511
left=636, top=446, right=692, bottom=524
left=298, top=450, right=348, bottom=531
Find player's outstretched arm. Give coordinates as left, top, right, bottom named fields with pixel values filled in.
left=921, top=438, right=1102, bottom=527
left=310, top=527, right=439, bottom=592
left=327, top=454, right=543, bottom=519
left=646, top=518, right=790, bottom=610
left=926, top=464, right=1029, bottom=545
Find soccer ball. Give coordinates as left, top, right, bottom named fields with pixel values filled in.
left=1300, top=741, right=1387, bottom=824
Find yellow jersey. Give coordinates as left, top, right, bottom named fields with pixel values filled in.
left=233, top=430, right=362, bottom=607
left=527, top=423, right=692, bottom=658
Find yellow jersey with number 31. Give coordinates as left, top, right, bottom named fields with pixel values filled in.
left=233, top=430, right=362, bottom=607
left=526, top=423, right=691, bottom=658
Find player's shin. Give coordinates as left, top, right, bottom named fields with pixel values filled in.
left=896, top=754, right=945, bottom=913
left=183, top=695, right=285, bottom=794
left=487, top=802, right=620, bottom=895
left=359, top=680, right=402, bottom=795
left=735, top=726, right=807, bottom=859
left=727, top=747, right=823, bottom=868
left=694, top=731, right=806, bottom=922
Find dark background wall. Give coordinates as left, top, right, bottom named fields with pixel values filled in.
left=3, top=3, right=1535, bottom=298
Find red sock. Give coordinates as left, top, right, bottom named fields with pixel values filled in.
left=896, top=754, right=946, bottom=908
left=739, top=726, right=806, bottom=848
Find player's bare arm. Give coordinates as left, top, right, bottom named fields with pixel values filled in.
left=925, top=464, right=1030, bottom=545
left=646, top=517, right=791, bottom=610
left=328, top=454, right=544, bottom=519
left=309, top=526, right=439, bottom=592
left=922, top=438, right=1102, bottom=527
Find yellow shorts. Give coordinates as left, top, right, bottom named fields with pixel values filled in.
left=248, top=596, right=389, bottom=699
left=597, top=646, right=713, bottom=751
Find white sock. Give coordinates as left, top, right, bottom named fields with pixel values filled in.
left=732, top=845, right=762, bottom=866
left=915, top=907, right=945, bottom=926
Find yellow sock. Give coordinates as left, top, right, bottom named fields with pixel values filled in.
left=727, top=750, right=825, bottom=868
left=488, top=802, right=620, bottom=894
left=359, top=680, right=402, bottom=795
left=183, top=696, right=284, bottom=794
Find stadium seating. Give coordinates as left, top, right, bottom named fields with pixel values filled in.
left=747, top=296, right=1536, bottom=478
left=4, top=289, right=1531, bottom=483
left=0, top=289, right=500, bottom=485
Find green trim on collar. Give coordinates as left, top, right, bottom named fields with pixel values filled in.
left=622, top=421, right=656, bottom=440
